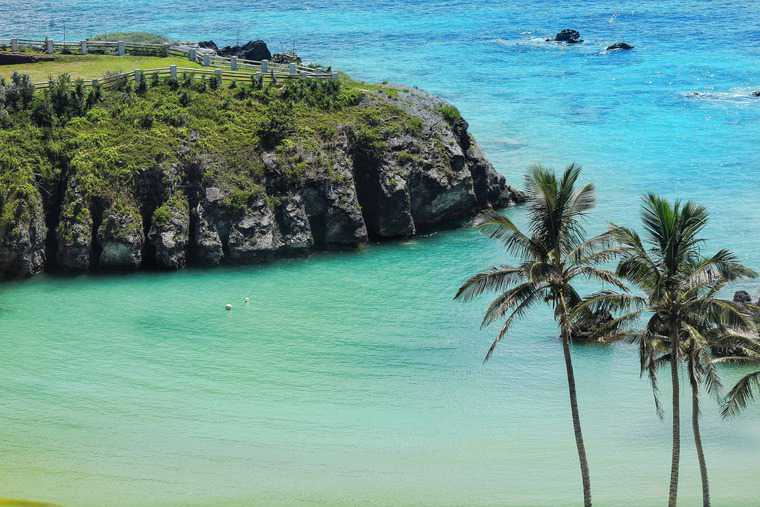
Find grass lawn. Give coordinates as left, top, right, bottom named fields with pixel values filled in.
left=0, top=54, right=207, bottom=83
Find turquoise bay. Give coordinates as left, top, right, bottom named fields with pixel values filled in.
left=2, top=1, right=760, bottom=506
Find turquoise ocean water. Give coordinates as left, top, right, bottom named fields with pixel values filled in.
left=2, top=1, right=760, bottom=506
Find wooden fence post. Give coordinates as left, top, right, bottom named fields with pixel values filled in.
left=92, top=79, right=99, bottom=88
left=261, top=60, right=269, bottom=73
left=170, top=65, right=177, bottom=80
left=189, top=48, right=197, bottom=62
left=289, top=63, right=297, bottom=77
left=135, top=70, right=143, bottom=86
left=117, top=41, right=125, bottom=56
left=231, top=56, right=238, bottom=71
left=11, top=38, right=18, bottom=53
left=80, top=40, right=88, bottom=55
left=202, top=54, right=211, bottom=66
left=46, top=38, right=54, bottom=54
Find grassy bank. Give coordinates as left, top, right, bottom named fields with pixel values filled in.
left=0, top=54, right=205, bottom=83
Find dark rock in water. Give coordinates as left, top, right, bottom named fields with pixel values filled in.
left=573, top=309, right=614, bottom=342
left=197, top=40, right=219, bottom=52
left=218, top=40, right=272, bottom=61
left=549, top=29, right=582, bottom=44
left=607, top=42, right=634, bottom=51
left=752, top=91, right=760, bottom=97
left=734, top=290, right=753, bottom=304
left=271, top=52, right=302, bottom=64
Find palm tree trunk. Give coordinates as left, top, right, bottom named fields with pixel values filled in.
left=689, top=365, right=710, bottom=507
left=668, top=325, right=680, bottom=507
left=561, top=333, right=592, bottom=507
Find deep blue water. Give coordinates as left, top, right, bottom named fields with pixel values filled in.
left=2, top=2, right=760, bottom=506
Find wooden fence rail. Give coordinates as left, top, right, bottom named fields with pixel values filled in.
left=29, top=65, right=334, bottom=91
left=1, top=36, right=335, bottom=79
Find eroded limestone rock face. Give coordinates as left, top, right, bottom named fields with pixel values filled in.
left=0, top=188, right=46, bottom=278
left=192, top=200, right=225, bottom=266
left=56, top=179, right=93, bottom=272
left=148, top=195, right=190, bottom=270
left=226, top=197, right=281, bottom=263
left=276, top=193, right=313, bottom=252
left=96, top=204, right=144, bottom=270
left=2, top=84, right=521, bottom=280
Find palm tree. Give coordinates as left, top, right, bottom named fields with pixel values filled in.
left=455, top=163, right=626, bottom=507
left=589, top=195, right=755, bottom=507
left=636, top=285, right=757, bottom=507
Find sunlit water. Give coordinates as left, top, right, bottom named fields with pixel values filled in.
left=2, top=1, right=760, bottom=506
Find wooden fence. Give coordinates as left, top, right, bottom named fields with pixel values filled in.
left=29, top=65, right=330, bottom=91
left=0, top=38, right=169, bottom=56
left=0, top=37, right=335, bottom=80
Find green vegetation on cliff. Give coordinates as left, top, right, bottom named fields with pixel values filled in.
left=0, top=60, right=518, bottom=277
left=0, top=72, right=424, bottom=225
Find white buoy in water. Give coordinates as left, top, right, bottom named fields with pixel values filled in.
left=225, top=304, right=232, bottom=311
left=244, top=297, right=250, bottom=304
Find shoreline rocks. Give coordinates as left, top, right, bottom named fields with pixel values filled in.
left=549, top=29, right=582, bottom=44
left=1, top=85, right=522, bottom=281
left=607, top=42, right=634, bottom=51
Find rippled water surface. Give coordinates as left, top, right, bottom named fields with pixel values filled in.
left=2, top=1, right=760, bottom=506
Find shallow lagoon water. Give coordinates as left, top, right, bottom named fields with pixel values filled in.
left=2, top=1, right=760, bottom=506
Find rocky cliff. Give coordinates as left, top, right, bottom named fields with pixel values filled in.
left=0, top=75, right=522, bottom=279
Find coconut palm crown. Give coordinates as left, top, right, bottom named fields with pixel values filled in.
left=455, top=163, right=627, bottom=507
left=582, top=195, right=757, bottom=507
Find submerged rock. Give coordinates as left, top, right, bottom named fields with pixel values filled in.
left=573, top=310, right=614, bottom=342
left=607, top=42, right=634, bottom=51
left=752, top=91, right=760, bottom=97
left=734, top=290, right=753, bottom=304
left=550, top=29, right=582, bottom=44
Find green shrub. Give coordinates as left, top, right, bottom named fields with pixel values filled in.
left=255, top=101, right=294, bottom=149
left=438, top=103, right=462, bottom=125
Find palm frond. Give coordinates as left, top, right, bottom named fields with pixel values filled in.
left=722, top=371, right=760, bottom=418
left=455, top=265, right=526, bottom=302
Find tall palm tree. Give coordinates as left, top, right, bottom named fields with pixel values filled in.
left=682, top=275, right=757, bottom=507
left=455, top=164, right=626, bottom=507
left=634, top=280, right=757, bottom=507
left=589, top=195, right=755, bottom=507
